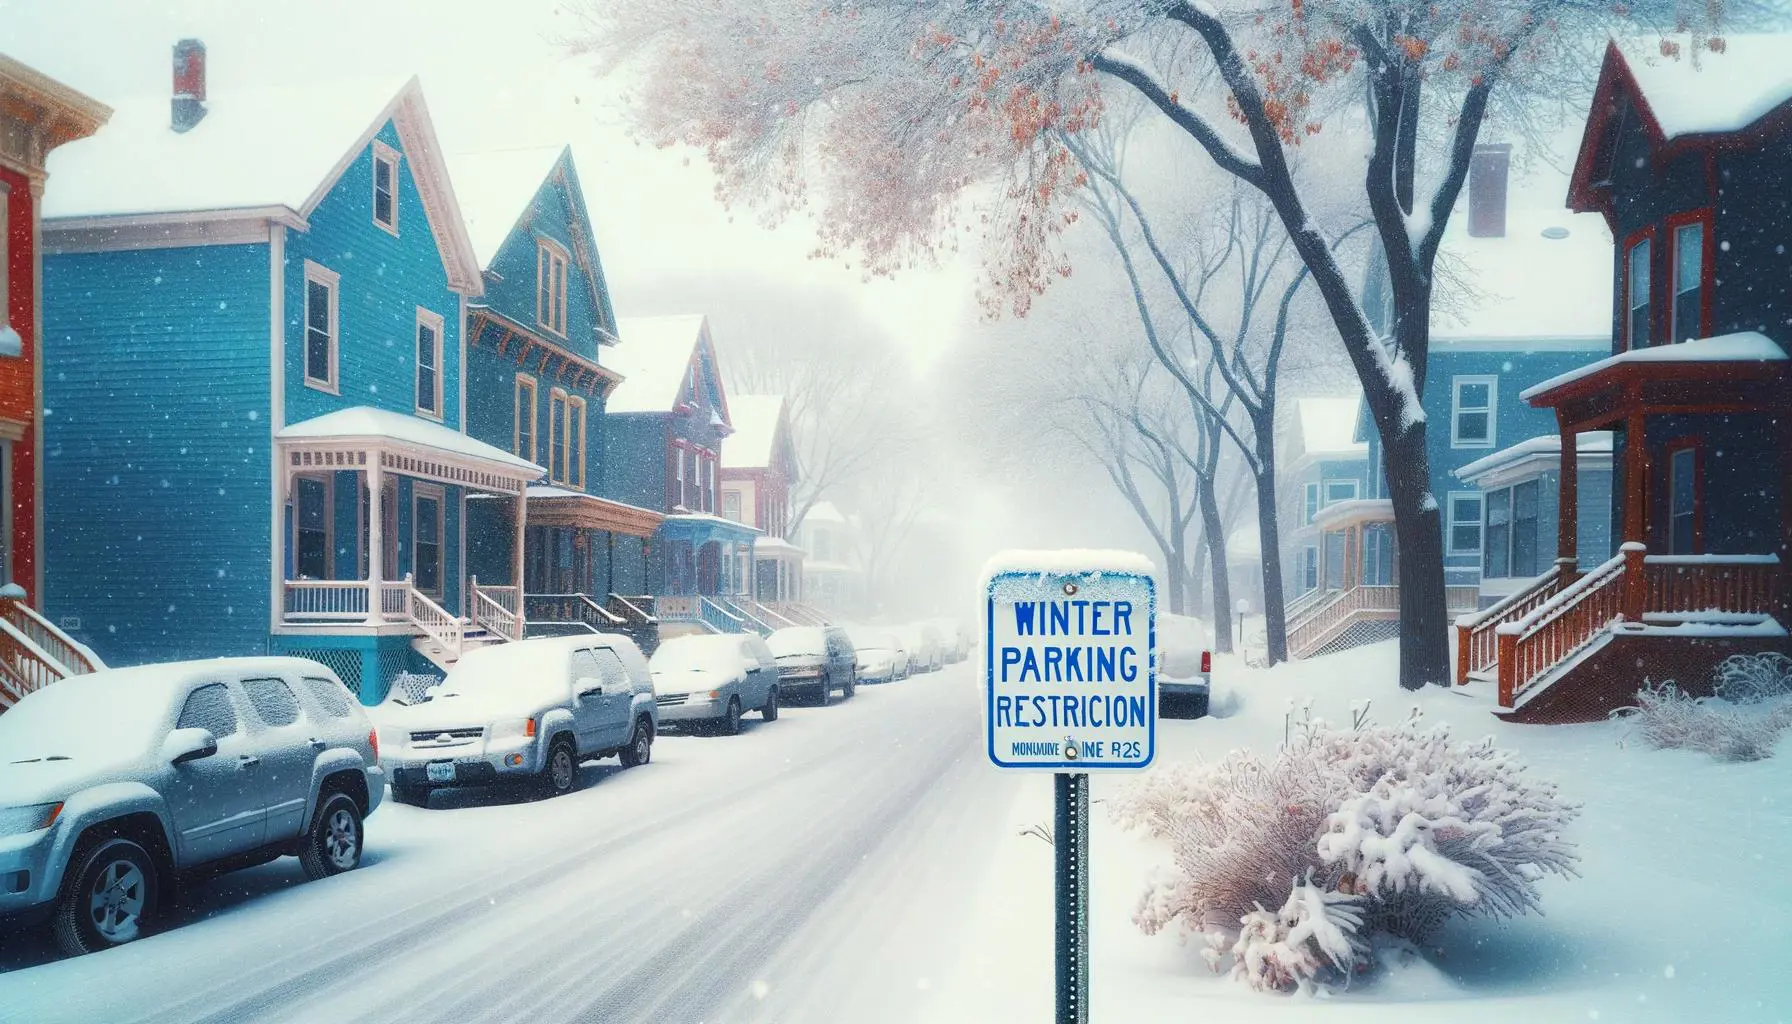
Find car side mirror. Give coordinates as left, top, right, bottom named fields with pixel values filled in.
left=164, top=727, right=218, bottom=766
left=576, top=676, right=604, bottom=699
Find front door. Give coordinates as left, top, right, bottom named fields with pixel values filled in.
left=164, top=683, right=265, bottom=863
left=588, top=646, right=637, bottom=748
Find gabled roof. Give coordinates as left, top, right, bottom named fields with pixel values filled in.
left=446, top=145, right=619, bottom=341
left=608, top=315, right=729, bottom=420
left=1293, top=397, right=1367, bottom=459
left=42, top=75, right=482, bottom=293
left=721, top=395, right=789, bottom=471
left=1570, top=35, right=1792, bottom=215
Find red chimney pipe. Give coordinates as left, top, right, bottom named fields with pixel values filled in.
left=172, top=39, right=207, bottom=133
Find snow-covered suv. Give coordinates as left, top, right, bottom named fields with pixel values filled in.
left=0, top=657, right=383, bottom=956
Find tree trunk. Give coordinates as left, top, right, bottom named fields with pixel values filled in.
left=1187, top=538, right=1208, bottom=619
left=1384, top=425, right=1451, bottom=689
left=1198, top=485, right=1234, bottom=654
left=1253, top=439, right=1288, bottom=664
left=1166, top=536, right=1187, bottom=616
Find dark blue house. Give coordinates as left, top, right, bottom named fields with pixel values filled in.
left=39, top=51, right=541, bottom=701
left=449, top=146, right=663, bottom=641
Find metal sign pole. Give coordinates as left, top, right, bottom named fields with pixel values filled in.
left=1055, top=771, right=1089, bottom=1024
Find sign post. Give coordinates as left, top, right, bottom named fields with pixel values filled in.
left=982, top=551, right=1157, bottom=1024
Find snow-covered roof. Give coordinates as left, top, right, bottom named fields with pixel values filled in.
left=805, top=501, right=846, bottom=525
left=446, top=145, right=565, bottom=269
left=1295, top=397, right=1367, bottom=458
left=721, top=395, right=785, bottom=470
left=1615, top=34, right=1792, bottom=141
left=1431, top=128, right=1613, bottom=347
left=1455, top=431, right=1615, bottom=484
left=1310, top=498, right=1395, bottom=531
left=1226, top=527, right=1262, bottom=562
left=44, top=75, right=409, bottom=220
left=1520, top=332, right=1788, bottom=400
left=754, top=536, right=806, bottom=556
left=608, top=315, right=707, bottom=414
left=277, top=406, right=541, bottom=475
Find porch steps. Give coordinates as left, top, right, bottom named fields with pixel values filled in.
left=0, top=596, right=104, bottom=713
left=410, top=626, right=508, bottom=674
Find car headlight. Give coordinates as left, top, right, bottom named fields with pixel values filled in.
left=0, top=803, right=62, bottom=839
left=490, top=718, right=534, bottom=742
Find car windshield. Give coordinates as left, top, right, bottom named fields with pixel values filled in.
left=767, top=629, right=827, bottom=658
left=436, top=645, right=565, bottom=703
left=0, top=672, right=170, bottom=762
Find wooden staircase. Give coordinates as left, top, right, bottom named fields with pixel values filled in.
left=0, top=592, right=105, bottom=711
left=409, top=578, right=517, bottom=673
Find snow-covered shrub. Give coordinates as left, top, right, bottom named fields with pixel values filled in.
left=1713, top=652, right=1792, bottom=704
left=1614, top=679, right=1792, bottom=763
left=389, top=671, right=445, bottom=706
left=1110, top=708, right=1580, bottom=994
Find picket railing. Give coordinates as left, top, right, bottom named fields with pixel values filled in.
left=527, top=592, right=627, bottom=631
left=470, top=579, right=523, bottom=643
left=1287, top=585, right=1399, bottom=658
left=719, top=597, right=774, bottom=635
left=0, top=596, right=102, bottom=678
left=283, top=580, right=370, bottom=621
left=0, top=618, right=76, bottom=710
left=407, top=583, right=464, bottom=662
left=1642, top=554, right=1779, bottom=616
left=699, top=597, right=747, bottom=634
left=1495, top=550, right=1629, bottom=708
left=1454, top=564, right=1567, bottom=685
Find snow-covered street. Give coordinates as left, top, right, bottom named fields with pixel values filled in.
left=0, top=666, right=1025, bottom=1024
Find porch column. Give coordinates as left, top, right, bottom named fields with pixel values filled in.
left=364, top=456, right=384, bottom=626
left=1780, top=417, right=1792, bottom=625
left=512, top=489, right=528, bottom=594
left=1623, top=412, right=1648, bottom=544
left=1556, top=412, right=1580, bottom=579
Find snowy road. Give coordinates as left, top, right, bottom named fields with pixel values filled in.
left=0, top=664, right=1024, bottom=1024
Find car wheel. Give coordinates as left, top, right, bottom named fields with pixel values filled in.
left=843, top=673, right=857, bottom=700
left=720, top=696, right=743, bottom=736
left=619, top=717, right=654, bottom=767
left=53, top=837, right=160, bottom=956
left=390, top=781, right=432, bottom=807
left=761, top=687, right=780, bottom=721
left=818, top=673, right=833, bottom=707
left=299, top=793, right=364, bottom=881
left=539, top=736, right=578, bottom=798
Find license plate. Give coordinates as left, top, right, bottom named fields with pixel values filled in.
left=425, top=761, right=456, bottom=783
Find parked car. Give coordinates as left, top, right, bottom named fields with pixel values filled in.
left=0, top=657, right=382, bottom=956
left=765, top=626, right=858, bottom=704
left=650, top=634, right=780, bottom=734
left=1158, top=613, right=1212, bottom=718
left=843, top=626, right=903, bottom=684
left=379, top=636, right=657, bottom=805
left=928, top=618, right=971, bottom=662
left=894, top=624, right=942, bottom=673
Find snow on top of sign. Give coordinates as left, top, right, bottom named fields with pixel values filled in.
left=1616, top=34, right=1792, bottom=141
left=982, top=549, right=1156, bottom=582
left=1296, top=396, right=1367, bottom=457
left=720, top=395, right=783, bottom=469
left=43, top=75, right=411, bottom=220
left=608, top=315, right=706, bottom=414
left=278, top=406, right=542, bottom=474
left=1520, top=331, right=1787, bottom=399
left=446, top=145, right=566, bottom=268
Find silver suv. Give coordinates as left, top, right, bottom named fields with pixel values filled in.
left=0, top=657, right=383, bottom=956
left=378, top=635, right=658, bottom=804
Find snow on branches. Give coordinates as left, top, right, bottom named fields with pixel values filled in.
left=1612, top=654, right=1792, bottom=762
left=1110, top=706, right=1580, bottom=993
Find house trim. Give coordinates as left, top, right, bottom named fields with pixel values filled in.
left=268, top=223, right=287, bottom=635
left=514, top=373, right=538, bottom=464
left=43, top=206, right=307, bottom=254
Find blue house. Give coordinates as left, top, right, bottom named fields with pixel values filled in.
left=448, top=145, right=663, bottom=644
left=1359, top=132, right=1615, bottom=601
left=1278, top=395, right=1371, bottom=598
left=39, top=47, right=541, bottom=701
left=603, top=315, right=759, bottom=634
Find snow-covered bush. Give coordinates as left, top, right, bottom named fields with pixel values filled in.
left=389, top=671, right=445, bottom=706
left=1110, top=707, right=1581, bottom=994
left=1713, top=652, right=1792, bottom=704
left=1614, top=678, right=1792, bottom=763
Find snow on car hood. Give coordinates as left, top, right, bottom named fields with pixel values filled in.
left=0, top=756, right=127, bottom=807
left=382, top=687, right=556, bottom=731
left=651, top=668, right=734, bottom=698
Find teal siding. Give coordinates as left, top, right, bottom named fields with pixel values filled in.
left=284, top=121, right=463, bottom=429
left=479, top=155, right=616, bottom=364
left=42, top=243, right=273, bottom=666
left=602, top=415, right=668, bottom=511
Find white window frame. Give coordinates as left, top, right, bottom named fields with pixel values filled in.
left=1450, top=375, right=1498, bottom=449
left=411, top=483, right=446, bottom=597
left=1322, top=480, right=1359, bottom=506
left=414, top=307, right=445, bottom=419
left=514, top=374, right=538, bottom=463
left=536, top=240, right=569, bottom=337
left=1446, top=491, right=1485, bottom=557
left=302, top=261, right=340, bottom=394
left=567, top=394, right=587, bottom=490
left=675, top=446, right=687, bottom=508
left=290, top=472, right=334, bottom=581
left=371, top=140, right=400, bottom=236
left=1303, top=482, right=1320, bottom=525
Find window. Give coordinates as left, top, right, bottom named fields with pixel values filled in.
left=548, top=389, right=568, bottom=484
left=1303, top=483, right=1320, bottom=525
left=590, top=648, right=632, bottom=689
left=567, top=395, right=587, bottom=490
left=241, top=678, right=302, bottom=727
left=295, top=476, right=330, bottom=580
left=372, top=141, right=399, bottom=234
left=1323, top=480, right=1358, bottom=505
left=302, top=261, right=339, bottom=392
left=569, top=648, right=605, bottom=687
left=675, top=446, right=687, bottom=508
left=413, top=487, right=443, bottom=594
left=415, top=308, right=444, bottom=418
left=1669, top=444, right=1701, bottom=555
left=1447, top=492, right=1484, bottom=556
left=1625, top=233, right=1653, bottom=348
left=1302, top=547, right=1319, bottom=591
left=0, top=183, right=9, bottom=329
left=1670, top=215, right=1709, bottom=343
left=301, top=676, right=354, bottom=717
left=536, top=241, right=569, bottom=336
left=515, top=374, right=538, bottom=463
left=1483, top=488, right=1511, bottom=579
left=177, top=683, right=239, bottom=738
left=1451, top=376, right=1497, bottom=449
left=1511, top=480, right=1540, bottom=577
left=723, top=490, right=742, bottom=522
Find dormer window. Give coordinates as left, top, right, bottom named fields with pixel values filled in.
left=536, top=241, right=568, bottom=337
left=371, top=141, right=399, bottom=235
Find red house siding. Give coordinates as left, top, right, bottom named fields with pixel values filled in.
left=1, top=164, right=40, bottom=601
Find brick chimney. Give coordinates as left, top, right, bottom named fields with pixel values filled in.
left=171, top=39, right=207, bottom=133
left=1467, top=143, right=1511, bottom=239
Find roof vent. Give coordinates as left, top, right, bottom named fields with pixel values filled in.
left=1541, top=226, right=1571, bottom=240
left=171, top=39, right=207, bottom=133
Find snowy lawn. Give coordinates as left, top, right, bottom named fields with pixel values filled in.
left=929, top=641, right=1792, bottom=1023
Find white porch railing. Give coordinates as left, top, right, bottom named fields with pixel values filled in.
left=284, top=580, right=372, bottom=621
left=470, top=578, right=523, bottom=643
left=408, top=583, right=463, bottom=662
